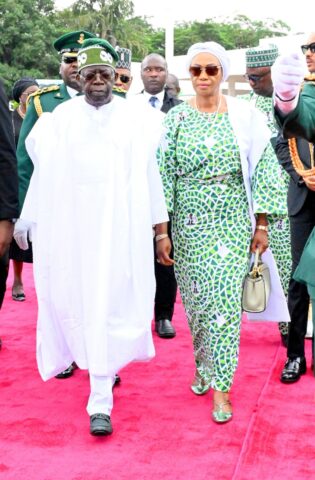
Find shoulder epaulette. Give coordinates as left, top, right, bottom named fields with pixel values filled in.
left=112, top=86, right=126, bottom=98
left=28, top=85, right=61, bottom=118
left=29, top=85, right=60, bottom=98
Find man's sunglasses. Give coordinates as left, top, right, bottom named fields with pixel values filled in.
left=80, top=70, right=114, bottom=82
left=62, top=56, right=77, bottom=64
left=243, top=71, right=270, bottom=83
left=189, top=64, right=221, bottom=77
left=301, top=42, right=315, bottom=54
left=117, top=74, right=131, bottom=83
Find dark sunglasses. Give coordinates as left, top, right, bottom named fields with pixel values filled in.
left=301, top=42, right=315, bottom=54
left=117, top=74, right=131, bottom=83
left=80, top=70, right=114, bottom=82
left=62, top=56, right=77, bottom=64
left=244, top=71, right=270, bottom=83
left=189, top=64, right=221, bottom=77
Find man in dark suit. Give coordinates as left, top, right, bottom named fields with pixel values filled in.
left=275, top=31, right=315, bottom=383
left=0, top=80, right=19, bottom=348
left=139, top=53, right=182, bottom=338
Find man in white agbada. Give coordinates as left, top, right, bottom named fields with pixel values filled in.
left=16, top=38, right=173, bottom=436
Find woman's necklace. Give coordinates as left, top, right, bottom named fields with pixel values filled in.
left=17, top=105, right=26, bottom=119
left=194, top=94, right=222, bottom=124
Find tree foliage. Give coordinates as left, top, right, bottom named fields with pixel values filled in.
left=0, top=0, right=291, bottom=96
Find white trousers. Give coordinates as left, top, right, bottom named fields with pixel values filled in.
left=87, top=374, right=114, bottom=416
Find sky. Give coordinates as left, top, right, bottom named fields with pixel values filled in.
left=54, top=0, right=314, bottom=35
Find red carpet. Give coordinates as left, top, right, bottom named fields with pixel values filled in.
left=1, top=263, right=314, bottom=480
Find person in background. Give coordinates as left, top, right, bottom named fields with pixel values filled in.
left=0, top=80, right=19, bottom=348
left=16, top=38, right=171, bottom=436
left=14, top=30, right=96, bottom=379
left=9, top=77, right=39, bottom=302
left=241, top=44, right=291, bottom=348
left=274, top=32, right=315, bottom=383
left=157, top=41, right=289, bottom=424
left=137, top=53, right=182, bottom=339
left=114, top=47, right=133, bottom=93
left=165, top=73, right=181, bottom=98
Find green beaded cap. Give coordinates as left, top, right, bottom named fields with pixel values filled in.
left=245, top=44, right=279, bottom=68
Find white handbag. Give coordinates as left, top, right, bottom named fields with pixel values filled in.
left=242, top=249, right=271, bottom=313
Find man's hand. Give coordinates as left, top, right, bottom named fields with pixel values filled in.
left=302, top=174, right=315, bottom=191
left=156, top=237, right=174, bottom=266
left=271, top=53, right=305, bottom=107
left=0, top=220, right=14, bottom=257
left=13, top=219, right=32, bottom=250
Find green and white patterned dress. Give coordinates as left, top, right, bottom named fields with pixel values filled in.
left=240, top=93, right=291, bottom=337
left=158, top=102, right=275, bottom=391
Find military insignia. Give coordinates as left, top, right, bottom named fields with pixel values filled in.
left=31, top=85, right=60, bottom=97
left=78, top=33, right=85, bottom=45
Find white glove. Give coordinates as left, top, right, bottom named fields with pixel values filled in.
left=271, top=53, right=305, bottom=102
left=13, top=219, right=33, bottom=250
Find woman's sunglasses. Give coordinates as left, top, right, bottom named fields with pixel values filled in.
left=301, top=42, right=315, bottom=55
left=189, top=65, right=221, bottom=77
left=117, top=74, right=131, bottom=83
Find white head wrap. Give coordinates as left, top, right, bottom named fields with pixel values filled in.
left=186, top=42, right=231, bottom=81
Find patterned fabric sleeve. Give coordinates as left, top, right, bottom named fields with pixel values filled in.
left=252, top=142, right=289, bottom=215
left=156, top=108, right=180, bottom=215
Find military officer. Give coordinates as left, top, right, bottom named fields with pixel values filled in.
left=16, top=30, right=96, bottom=210
left=15, top=30, right=96, bottom=379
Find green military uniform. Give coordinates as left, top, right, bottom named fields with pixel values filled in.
left=275, top=76, right=315, bottom=141
left=17, top=83, right=72, bottom=209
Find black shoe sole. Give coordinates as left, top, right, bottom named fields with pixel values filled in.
left=280, top=368, right=307, bottom=384
left=90, top=428, right=113, bottom=436
left=55, top=366, right=75, bottom=379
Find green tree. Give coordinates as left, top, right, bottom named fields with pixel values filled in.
left=68, top=0, right=134, bottom=41
left=0, top=0, right=61, bottom=94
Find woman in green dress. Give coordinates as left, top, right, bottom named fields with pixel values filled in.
left=157, top=42, right=289, bottom=423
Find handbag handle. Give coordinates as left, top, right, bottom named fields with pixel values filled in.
left=251, top=249, right=262, bottom=278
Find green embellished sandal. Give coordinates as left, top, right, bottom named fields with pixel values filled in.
left=190, top=371, right=210, bottom=395
left=212, top=400, right=233, bottom=423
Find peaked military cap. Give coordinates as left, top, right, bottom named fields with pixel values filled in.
left=53, top=30, right=97, bottom=56
left=245, top=44, right=279, bottom=68
left=77, top=38, right=119, bottom=72
left=115, top=47, right=132, bottom=70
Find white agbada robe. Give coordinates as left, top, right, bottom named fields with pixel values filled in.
left=22, top=95, right=169, bottom=381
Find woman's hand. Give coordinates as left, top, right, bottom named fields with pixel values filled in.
left=156, top=238, right=175, bottom=266
left=250, top=230, right=268, bottom=254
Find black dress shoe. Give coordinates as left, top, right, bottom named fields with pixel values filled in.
left=55, top=362, right=77, bottom=379
left=90, top=413, right=113, bottom=436
left=155, top=319, right=176, bottom=338
left=280, top=357, right=307, bottom=383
